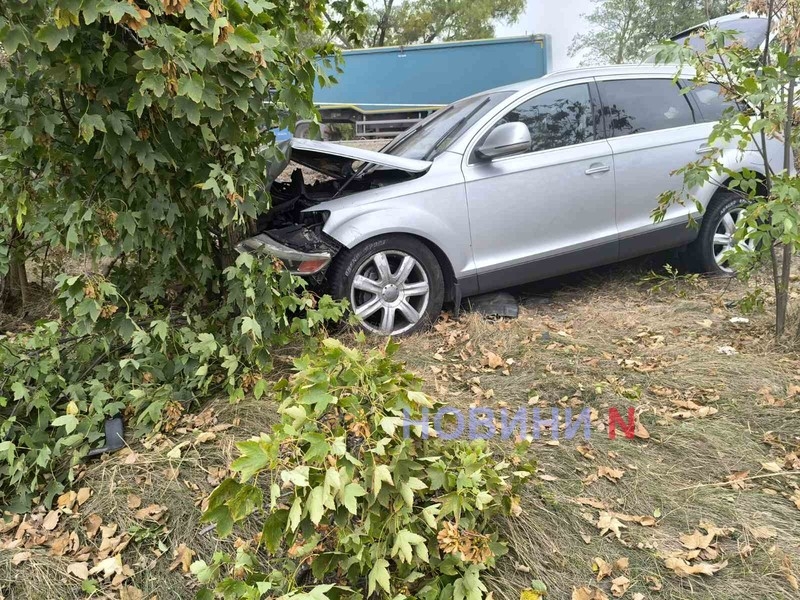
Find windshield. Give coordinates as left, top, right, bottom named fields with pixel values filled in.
left=671, top=17, right=770, bottom=52
left=381, top=91, right=514, bottom=160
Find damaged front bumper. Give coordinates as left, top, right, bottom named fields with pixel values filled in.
left=236, top=231, right=332, bottom=276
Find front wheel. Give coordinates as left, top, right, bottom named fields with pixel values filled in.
left=328, top=235, right=445, bottom=336
left=687, top=192, right=752, bottom=275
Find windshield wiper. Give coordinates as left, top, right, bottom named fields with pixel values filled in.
left=422, top=97, right=492, bottom=161
left=382, top=105, right=456, bottom=156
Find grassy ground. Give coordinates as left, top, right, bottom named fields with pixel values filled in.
left=2, top=254, right=800, bottom=599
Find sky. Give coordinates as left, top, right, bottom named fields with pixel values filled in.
left=495, top=0, right=594, bottom=71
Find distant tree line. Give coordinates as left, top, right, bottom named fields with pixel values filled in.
left=570, top=0, right=739, bottom=64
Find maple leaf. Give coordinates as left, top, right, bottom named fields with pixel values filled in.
left=664, top=556, right=727, bottom=577
left=596, top=512, right=626, bottom=539
left=571, top=586, right=609, bottom=600
left=610, top=575, right=630, bottom=597
left=169, top=543, right=195, bottom=573
left=482, top=351, right=505, bottom=369
left=592, top=557, right=612, bottom=581
left=597, top=466, right=625, bottom=482
left=680, top=530, right=715, bottom=550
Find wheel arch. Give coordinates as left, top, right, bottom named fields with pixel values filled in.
left=332, top=231, right=459, bottom=302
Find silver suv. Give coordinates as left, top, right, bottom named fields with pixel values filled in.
left=241, top=64, right=787, bottom=335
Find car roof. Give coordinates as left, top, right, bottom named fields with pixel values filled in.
left=484, top=64, right=696, bottom=95
left=670, top=12, right=764, bottom=40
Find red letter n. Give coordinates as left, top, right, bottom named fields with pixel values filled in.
left=608, top=407, right=635, bottom=440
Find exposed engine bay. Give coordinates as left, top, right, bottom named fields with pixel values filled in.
left=239, top=137, right=433, bottom=280
left=257, top=166, right=415, bottom=231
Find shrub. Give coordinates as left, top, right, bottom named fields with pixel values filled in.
left=0, top=256, right=344, bottom=511
left=195, top=338, right=534, bottom=600
left=0, top=0, right=363, bottom=506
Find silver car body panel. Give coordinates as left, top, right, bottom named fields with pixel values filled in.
left=298, top=64, right=790, bottom=296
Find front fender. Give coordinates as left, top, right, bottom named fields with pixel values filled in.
left=320, top=202, right=474, bottom=281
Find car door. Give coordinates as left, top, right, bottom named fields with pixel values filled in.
left=462, top=80, right=618, bottom=293
left=595, top=76, right=716, bottom=259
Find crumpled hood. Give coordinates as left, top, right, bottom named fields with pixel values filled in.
left=287, top=138, right=432, bottom=179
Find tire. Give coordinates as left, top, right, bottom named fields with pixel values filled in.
left=686, top=191, right=749, bottom=275
left=328, top=235, right=445, bottom=336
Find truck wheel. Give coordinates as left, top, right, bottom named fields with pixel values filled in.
left=687, top=191, right=752, bottom=275
left=329, top=235, right=444, bottom=336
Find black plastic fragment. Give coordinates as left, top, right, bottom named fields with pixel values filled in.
left=86, top=416, right=125, bottom=459
left=465, top=292, right=519, bottom=319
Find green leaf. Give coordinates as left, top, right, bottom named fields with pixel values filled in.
left=341, top=482, right=366, bottom=515
left=390, top=529, right=427, bottom=564
left=0, top=26, right=28, bottom=54
left=372, top=464, right=393, bottom=496
left=281, top=466, right=310, bottom=487
left=178, top=74, right=205, bottom=103
left=307, top=485, right=325, bottom=525
left=368, top=558, right=391, bottom=596
left=231, top=440, right=270, bottom=481
left=261, top=509, right=288, bottom=553
left=51, top=415, right=79, bottom=434
left=79, top=113, right=106, bottom=142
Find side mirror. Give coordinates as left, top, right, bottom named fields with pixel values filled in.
left=475, top=122, right=531, bottom=160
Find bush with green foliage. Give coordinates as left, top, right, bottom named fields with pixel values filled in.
left=0, top=256, right=344, bottom=511
left=194, top=338, right=534, bottom=600
left=0, top=0, right=364, bottom=508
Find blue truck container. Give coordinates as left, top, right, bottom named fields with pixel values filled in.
left=311, top=36, right=552, bottom=138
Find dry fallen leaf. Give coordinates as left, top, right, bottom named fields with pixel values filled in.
left=482, top=351, right=505, bottom=369
left=747, top=525, right=777, bottom=540
left=169, top=543, right=195, bottom=573
left=85, top=514, right=103, bottom=538
left=598, top=466, right=625, bottom=482
left=761, top=461, right=782, bottom=473
left=67, top=561, right=89, bottom=580
left=76, top=487, right=92, bottom=505
left=614, top=557, right=629, bottom=571
left=133, top=504, right=167, bottom=522
left=42, top=510, right=60, bottom=531
left=572, top=587, right=609, bottom=600
left=664, top=556, right=728, bottom=577
left=89, top=555, right=124, bottom=579
left=127, top=494, right=142, bottom=510
left=610, top=575, right=630, bottom=597
left=593, top=557, right=612, bottom=581
left=120, top=585, right=145, bottom=600
left=596, top=512, right=626, bottom=540
left=680, top=530, right=715, bottom=550
left=11, top=551, right=31, bottom=565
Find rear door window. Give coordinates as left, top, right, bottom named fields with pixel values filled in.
left=689, top=82, right=738, bottom=122
left=597, top=79, right=695, bottom=137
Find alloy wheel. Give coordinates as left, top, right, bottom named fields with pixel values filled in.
left=350, top=250, right=430, bottom=335
left=712, top=207, right=752, bottom=272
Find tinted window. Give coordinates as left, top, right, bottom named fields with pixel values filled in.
left=598, top=79, right=694, bottom=136
left=494, top=84, right=596, bottom=153
left=690, top=83, right=737, bottom=122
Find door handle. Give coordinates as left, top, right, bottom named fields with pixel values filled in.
left=696, top=146, right=714, bottom=154
left=585, top=163, right=610, bottom=175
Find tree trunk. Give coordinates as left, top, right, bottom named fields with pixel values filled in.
left=376, top=0, right=393, bottom=47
